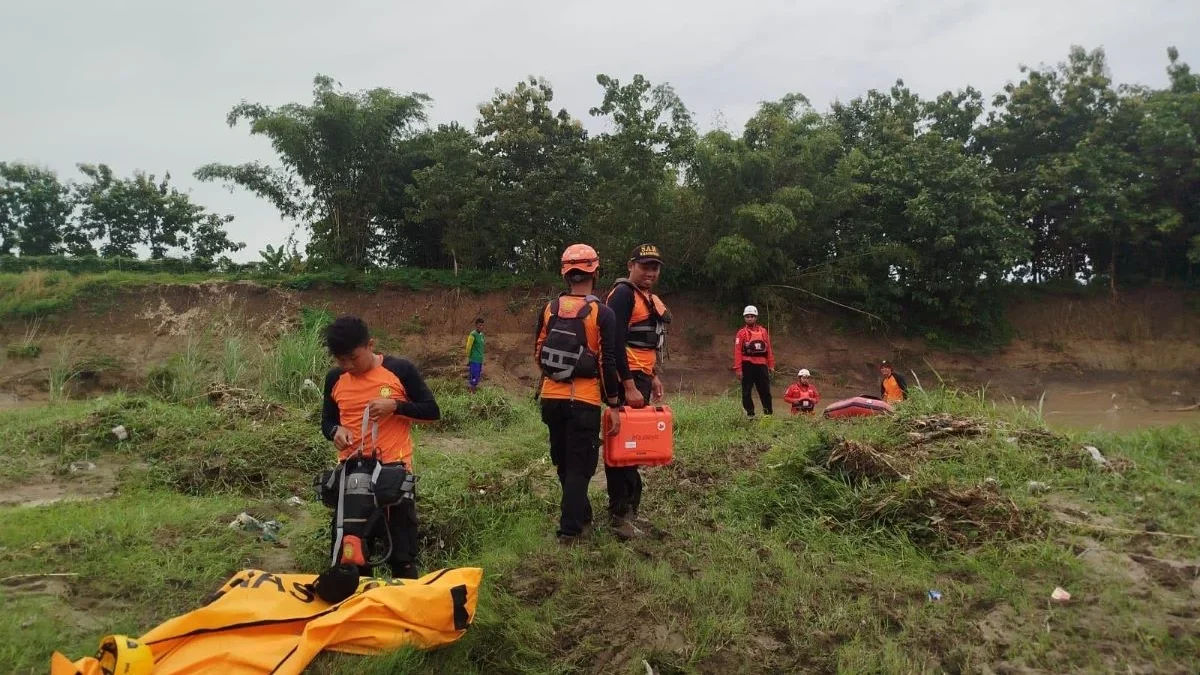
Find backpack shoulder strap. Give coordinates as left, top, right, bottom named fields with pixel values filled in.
left=607, top=278, right=636, bottom=301
left=608, top=279, right=657, bottom=319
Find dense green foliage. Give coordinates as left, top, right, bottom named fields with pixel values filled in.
left=4, top=45, right=1199, bottom=333
left=197, top=46, right=1198, bottom=332
left=0, top=162, right=244, bottom=263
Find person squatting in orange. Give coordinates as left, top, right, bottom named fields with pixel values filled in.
left=534, top=244, right=623, bottom=544
left=605, top=243, right=670, bottom=540
left=321, top=316, right=440, bottom=578
left=783, top=368, right=820, bottom=415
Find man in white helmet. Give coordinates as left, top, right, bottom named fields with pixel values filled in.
left=783, top=368, right=821, bottom=415
left=733, top=305, right=774, bottom=417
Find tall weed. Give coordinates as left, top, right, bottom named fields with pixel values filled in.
left=147, top=335, right=210, bottom=402
left=264, top=308, right=332, bottom=404
left=221, top=334, right=253, bottom=387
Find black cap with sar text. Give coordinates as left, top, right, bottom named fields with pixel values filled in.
left=630, top=243, right=663, bottom=264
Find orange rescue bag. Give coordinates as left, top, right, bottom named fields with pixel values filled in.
left=50, top=567, right=482, bottom=675
left=603, top=405, right=674, bottom=467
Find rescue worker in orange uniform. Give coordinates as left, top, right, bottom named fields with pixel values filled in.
left=733, top=305, right=775, bottom=417
left=534, top=244, right=623, bottom=544
left=783, top=368, right=821, bottom=415
left=605, top=243, right=669, bottom=540
left=879, top=360, right=908, bottom=403
left=321, top=315, right=441, bottom=578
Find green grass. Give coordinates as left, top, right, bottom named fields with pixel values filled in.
left=2, top=385, right=1197, bottom=674
left=5, top=343, right=41, bottom=359
left=0, top=266, right=559, bottom=319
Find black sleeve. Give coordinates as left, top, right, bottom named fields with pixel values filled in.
left=605, top=284, right=634, bottom=381
left=321, top=368, right=343, bottom=440
left=596, top=305, right=622, bottom=406
left=382, top=356, right=441, bottom=421
left=896, top=373, right=909, bottom=396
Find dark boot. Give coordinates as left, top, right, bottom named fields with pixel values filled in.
left=611, top=517, right=645, bottom=541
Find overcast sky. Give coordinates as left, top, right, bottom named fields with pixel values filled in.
left=2, top=0, right=1197, bottom=261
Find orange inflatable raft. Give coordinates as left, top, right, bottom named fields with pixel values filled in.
left=823, top=396, right=894, bottom=419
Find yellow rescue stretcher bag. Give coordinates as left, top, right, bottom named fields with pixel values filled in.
left=50, top=566, right=482, bottom=675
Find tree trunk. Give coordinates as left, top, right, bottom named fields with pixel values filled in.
left=1109, top=237, right=1118, bottom=298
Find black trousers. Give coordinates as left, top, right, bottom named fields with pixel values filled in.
left=541, top=399, right=601, bottom=537
left=328, top=498, right=419, bottom=579
left=607, top=371, right=653, bottom=520
left=741, top=362, right=773, bottom=416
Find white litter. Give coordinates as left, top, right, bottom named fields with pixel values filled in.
left=1051, top=586, right=1071, bottom=602
left=1083, top=445, right=1109, bottom=467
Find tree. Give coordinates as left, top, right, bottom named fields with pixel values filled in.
left=74, top=163, right=242, bottom=260
left=587, top=74, right=696, bottom=262
left=979, top=46, right=1118, bottom=283
left=406, top=123, right=488, bottom=269
left=0, top=163, right=74, bottom=255
left=74, top=164, right=143, bottom=258
left=473, top=77, right=590, bottom=271
left=189, top=213, right=245, bottom=264
left=197, top=75, right=431, bottom=268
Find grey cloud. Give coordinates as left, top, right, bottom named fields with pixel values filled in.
left=2, top=0, right=1196, bottom=260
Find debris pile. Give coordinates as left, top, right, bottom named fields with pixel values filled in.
left=861, top=482, right=1030, bottom=545
left=817, top=414, right=1041, bottom=547
left=902, top=413, right=1059, bottom=448
left=207, top=386, right=286, bottom=419
left=827, top=439, right=919, bottom=481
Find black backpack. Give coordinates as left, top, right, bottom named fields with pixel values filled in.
left=539, top=295, right=601, bottom=382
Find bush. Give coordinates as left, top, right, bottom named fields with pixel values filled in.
left=431, top=383, right=522, bottom=432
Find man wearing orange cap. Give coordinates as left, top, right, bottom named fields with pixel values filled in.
left=534, top=244, right=623, bottom=544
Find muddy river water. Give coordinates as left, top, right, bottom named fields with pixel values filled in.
left=1, top=385, right=1197, bottom=433
left=1020, top=386, right=1200, bottom=433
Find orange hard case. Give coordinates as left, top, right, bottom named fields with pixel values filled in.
left=602, top=405, right=674, bottom=467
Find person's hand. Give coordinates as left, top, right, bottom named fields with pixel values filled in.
left=607, top=407, right=622, bottom=436
left=367, top=398, right=398, bottom=421
left=735, top=371, right=743, bottom=381
left=332, top=425, right=354, bottom=451
left=624, top=380, right=646, bottom=408
left=651, top=376, right=664, bottom=403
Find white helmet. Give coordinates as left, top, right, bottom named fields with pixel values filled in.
left=798, top=368, right=811, bottom=377
left=743, top=305, right=759, bottom=316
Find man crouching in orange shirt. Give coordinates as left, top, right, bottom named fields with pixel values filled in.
left=321, top=315, right=440, bottom=579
